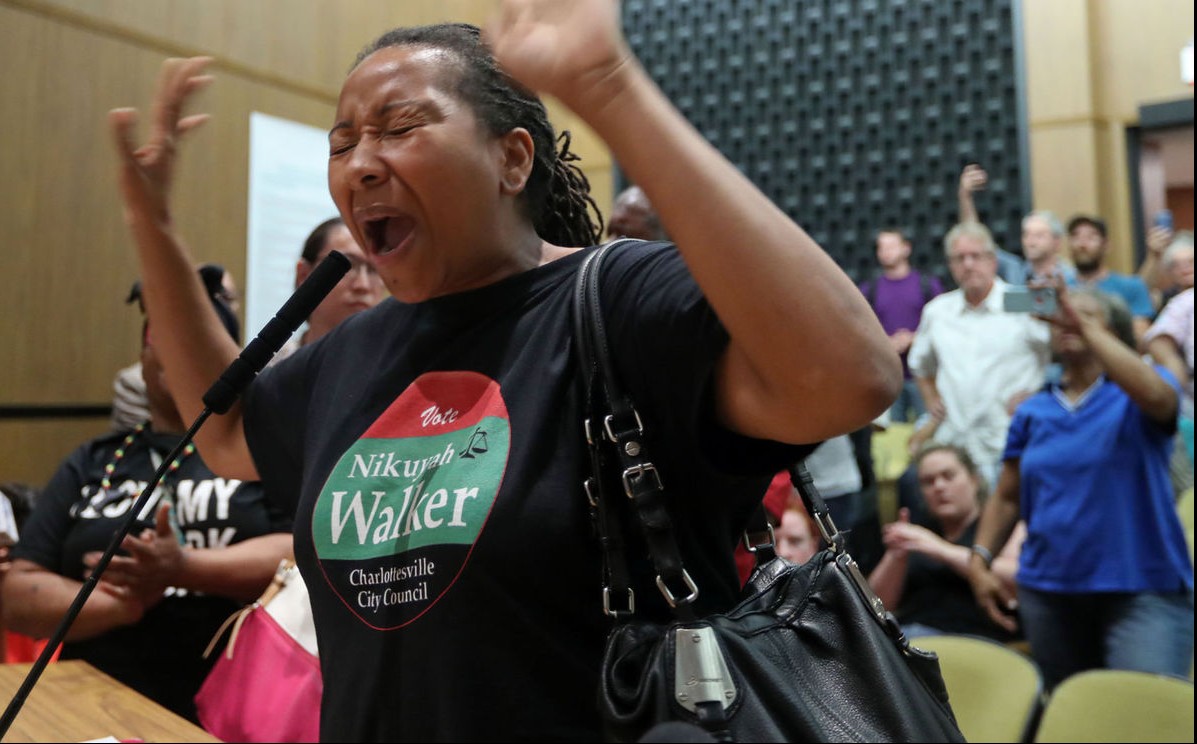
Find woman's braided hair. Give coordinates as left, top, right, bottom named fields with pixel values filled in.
left=353, top=23, right=604, bottom=247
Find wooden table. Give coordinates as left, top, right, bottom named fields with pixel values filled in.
left=0, top=660, right=220, bottom=742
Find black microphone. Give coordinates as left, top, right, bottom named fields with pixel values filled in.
left=203, top=250, right=350, bottom=413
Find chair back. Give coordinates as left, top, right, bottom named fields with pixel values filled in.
left=914, top=633, right=1044, bottom=743
left=1033, top=669, right=1194, bottom=743
left=871, top=422, right=914, bottom=483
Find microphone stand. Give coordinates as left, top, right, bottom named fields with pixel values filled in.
left=0, top=249, right=350, bottom=738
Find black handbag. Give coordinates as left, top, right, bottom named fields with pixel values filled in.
left=572, top=241, right=966, bottom=743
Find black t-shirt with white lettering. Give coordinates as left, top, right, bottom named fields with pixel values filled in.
left=13, top=426, right=290, bottom=722
left=244, top=242, right=807, bottom=742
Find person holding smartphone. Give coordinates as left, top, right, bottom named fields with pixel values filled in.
left=969, top=282, right=1193, bottom=691
left=1138, top=214, right=1193, bottom=318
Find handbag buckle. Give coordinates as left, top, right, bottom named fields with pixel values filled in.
left=602, top=586, right=635, bottom=617
left=673, top=627, right=737, bottom=713
left=603, top=409, right=644, bottom=442
left=814, top=509, right=843, bottom=551
left=656, top=569, right=699, bottom=608
left=743, top=523, right=776, bottom=553
left=621, top=463, right=663, bottom=499
left=583, top=477, right=599, bottom=508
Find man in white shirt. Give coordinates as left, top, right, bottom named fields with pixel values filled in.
left=909, top=222, right=1051, bottom=488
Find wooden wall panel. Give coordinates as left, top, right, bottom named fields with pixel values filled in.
left=1094, top=121, right=1135, bottom=273
left=26, top=0, right=497, bottom=94
left=1090, top=0, right=1195, bottom=121
left=1028, top=125, right=1101, bottom=217
left=0, top=420, right=113, bottom=487
left=1022, top=0, right=1093, bottom=124
left=0, top=5, right=144, bottom=405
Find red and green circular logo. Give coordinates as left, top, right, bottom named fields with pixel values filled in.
left=311, top=371, right=509, bottom=629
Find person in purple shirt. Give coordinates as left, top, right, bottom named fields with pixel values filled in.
left=859, top=228, right=945, bottom=423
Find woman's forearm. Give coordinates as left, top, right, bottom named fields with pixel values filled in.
left=570, top=61, right=899, bottom=443
left=173, top=533, right=292, bottom=603
left=1, top=560, right=143, bottom=641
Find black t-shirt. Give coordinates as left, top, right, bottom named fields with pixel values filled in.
left=13, top=426, right=290, bottom=721
left=896, top=519, right=1020, bottom=643
left=244, top=242, right=806, bottom=742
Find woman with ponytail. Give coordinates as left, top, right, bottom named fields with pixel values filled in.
left=109, top=2, right=900, bottom=740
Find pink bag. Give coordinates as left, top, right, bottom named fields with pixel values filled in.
left=195, top=559, right=321, bottom=742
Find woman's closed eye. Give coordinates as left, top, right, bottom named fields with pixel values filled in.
left=329, top=137, right=357, bottom=156
left=329, top=124, right=419, bottom=156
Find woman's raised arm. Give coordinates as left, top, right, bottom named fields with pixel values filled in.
left=109, top=57, right=257, bottom=478
left=488, top=0, right=901, bottom=445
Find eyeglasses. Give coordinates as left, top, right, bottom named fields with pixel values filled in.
left=316, top=253, right=378, bottom=279
left=947, top=251, right=994, bottom=265
left=345, top=259, right=379, bottom=280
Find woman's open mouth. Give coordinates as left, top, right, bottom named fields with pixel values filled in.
left=356, top=209, right=416, bottom=257
left=367, top=216, right=415, bottom=256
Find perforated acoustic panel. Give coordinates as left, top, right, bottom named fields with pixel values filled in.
left=619, top=0, right=1030, bottom=284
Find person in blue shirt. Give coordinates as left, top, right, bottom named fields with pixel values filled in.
left=1066, top=214, right=1156, bottom=343
left=967, top=283, right=1192, bottom=691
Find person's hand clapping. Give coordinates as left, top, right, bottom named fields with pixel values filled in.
left=83, top=502, right=183, bottom=608
left=882, top=508, right=943, bottom=558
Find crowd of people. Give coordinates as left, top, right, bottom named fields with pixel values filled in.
left=24, top=4, right=899, bottom=741
left=876, top=164, right=1192, bottom=693
left=0, top=0, right=1192, bottom=740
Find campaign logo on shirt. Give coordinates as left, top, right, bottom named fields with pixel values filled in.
left=312, top=371, right=509, bottom=629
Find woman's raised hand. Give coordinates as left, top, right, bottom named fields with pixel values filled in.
left=109, top=57, right=213, bottom=225
left=485, top=0, right=632, bottom=113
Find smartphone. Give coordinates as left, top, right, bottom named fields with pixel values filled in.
left=1003, top=285, right=1057, bottom=315
left=1154, top=209, right=1173, bottom=232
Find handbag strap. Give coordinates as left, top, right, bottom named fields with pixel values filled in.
left=201, top=558, right=293, bottom=660
left=575, top=241, right=697, bottom=619
left=573, top=241, right=889, bottom=626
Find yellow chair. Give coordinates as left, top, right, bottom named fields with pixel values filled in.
left=871, top=422, right=914, bottom=483
left=1033, top=669, right=1194, bottom=743
left=872, top=422, right=913, bottom=524
left=913, top=633, right=1044, bottom=743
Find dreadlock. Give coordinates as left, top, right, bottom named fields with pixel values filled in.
left=353, top=23, right=604, bottom=247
